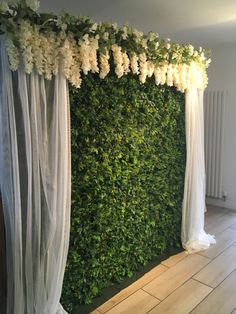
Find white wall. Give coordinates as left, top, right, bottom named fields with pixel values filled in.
left=206, top=45, right=236, bottom=210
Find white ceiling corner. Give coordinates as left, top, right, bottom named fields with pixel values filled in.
left=39, top=0, right=236, bottom=49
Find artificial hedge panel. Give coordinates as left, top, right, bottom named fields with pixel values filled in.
left=62, top=73, right=186, bottom=311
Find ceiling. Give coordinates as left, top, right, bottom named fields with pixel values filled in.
left=39, top=0, right=236, bottom=49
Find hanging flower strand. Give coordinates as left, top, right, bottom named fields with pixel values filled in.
left=0, top=0, right=211, bottom=91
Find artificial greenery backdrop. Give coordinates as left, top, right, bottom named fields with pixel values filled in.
left=61, top=72, right=186, bottom=312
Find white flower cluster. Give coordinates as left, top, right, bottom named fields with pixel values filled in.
left=61, top=34, right=82, bottom=88
left=88, top=36, right=99, bottom=73
left=25, top=0, right=39, bottom=12
left=122, top=52, right=130, bottom=75
left=4, top=20, right=209, bottom=91
left=78, top=34, right=99, bottom=75
left=79, top=35, right=91, bottom=75
left=111, top=44, right=124, bottom=78
left=139, top=53, right=148, bottom=83
left=14, top=21, right=60, bottom=78
left=5, top=38, right=19, bottom=70
left=130, top=54, right=139, bottom=74
left=18, top=20, right=34, bottom=73
left=99, top=49, right=110, bottom=79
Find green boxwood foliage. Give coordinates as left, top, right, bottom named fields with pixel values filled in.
left=61, top=73, right=186, bottom=311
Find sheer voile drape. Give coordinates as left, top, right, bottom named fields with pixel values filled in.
left=182, top=88, right=215, bottom=253
left=0, top=39, right=71, bottom=314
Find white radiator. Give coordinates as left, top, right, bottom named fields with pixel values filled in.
left=204, top=90, right=226, bottom=199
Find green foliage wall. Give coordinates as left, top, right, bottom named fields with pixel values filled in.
left=62, top=73, right=186, bottom=311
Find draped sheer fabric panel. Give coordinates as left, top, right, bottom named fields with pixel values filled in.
left=0, top=38, right=71, bottom=314
left=182, top=88, right=215, bottom=253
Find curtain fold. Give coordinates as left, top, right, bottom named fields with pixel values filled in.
left=182, top=88, right=215, bottom=253
left=0, top=38, right=71, bottom=314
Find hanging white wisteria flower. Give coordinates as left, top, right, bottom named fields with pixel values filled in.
left=89, top=36, right=99, bottom=73
left=154, top=66, right=162, bottom=86
left=147, top=61, right=154, bottom=78
left=61, top=34, right=82, bottom=88
left=172, top=64, right=180, bottom=86
left=44, top=32, right=61, bottom=78
left=18, top=20, right=35, bottom=73
left=111, top=44, right=124, bottom=78
left=79, top=34, right=91, bottom=75
left=5, top=38, right=20, bottom=70
left=61, top=37, right=75, bottom=79
left=139, top=53, right=148, bottom=84
left=160, top=63, right=168, bottom=85
left=99, top=49, right=110, bottom=79
left=32, top=30, right=44, bottom=75
left=178, top=64, right=188, bottom=92
left=130, top=53, right=139, bottom=75
left=122, top=52, right=130, bottom=75
left=0, top=0, right=211, bottom=91
left=166, top=63, right=173, bottom=86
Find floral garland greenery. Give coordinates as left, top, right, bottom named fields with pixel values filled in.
left=0, top=0, right=211, bottom=91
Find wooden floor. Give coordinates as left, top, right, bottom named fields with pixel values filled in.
left=92, top=205, right=236, bottom=314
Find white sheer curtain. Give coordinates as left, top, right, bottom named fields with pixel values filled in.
left=0, top=38, right=71, bottom=314
left=182, top=88, right=215, bottom=253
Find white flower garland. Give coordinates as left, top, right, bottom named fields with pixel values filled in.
left=0, top=1, right=210, bottom=91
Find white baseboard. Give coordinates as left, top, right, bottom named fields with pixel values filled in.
left=206, top=197, right=236, bottom=211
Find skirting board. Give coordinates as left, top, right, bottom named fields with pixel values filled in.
left=206, top=197, right=236, bottom=211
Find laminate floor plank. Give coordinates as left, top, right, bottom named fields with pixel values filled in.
left=97, top=265, right=167, bottom=313
left=194, top=245, right=236, bottom=288
left=148, top=279, right=212, bottom=314
left=191, top=269, right=236, bottom=314
left=143, top=254, right=210, bottom=300
left=105, top=290, right=159, bottom=314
